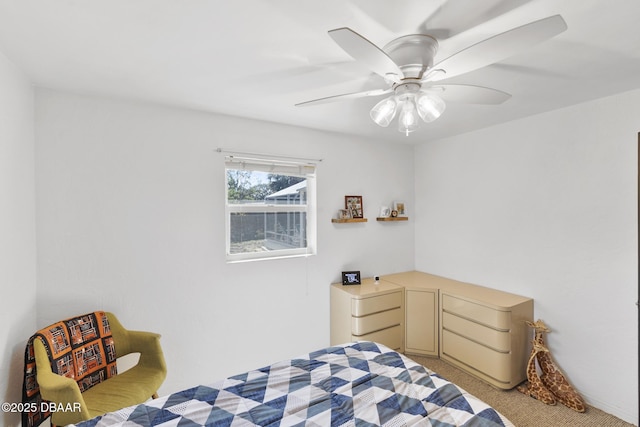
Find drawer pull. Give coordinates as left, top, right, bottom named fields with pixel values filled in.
left=442, top=327, right=510, bottom=354
left=442, top=309, right=510, bottom=332
left=442, top=295, right=511, bottom=329
left=352, top=292, right=402, bottom=316
left=442, top=329, right=513, bottom=383
left=352, top=308, right=402, bottom=335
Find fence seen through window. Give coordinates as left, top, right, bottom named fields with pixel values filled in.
left=225, top=157, right=316, bottom=261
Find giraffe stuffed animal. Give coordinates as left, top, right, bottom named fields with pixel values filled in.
left=517, top=340, right=557, bottom=405
left=527, top=320, right=587, bottom=413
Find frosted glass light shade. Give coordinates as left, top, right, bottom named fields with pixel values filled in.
left=416, top=92, right=446, bottom=123
left=397, top=99, right=419, bottom=135
left=369, top=96, right=397, bottom=127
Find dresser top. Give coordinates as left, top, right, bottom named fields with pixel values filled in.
left=382, top=270, right=532, bottom=308
left=331, top=277, right=403, bottom=298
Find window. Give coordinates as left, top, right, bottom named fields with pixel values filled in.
left=225, top=155, right=317, bottom=262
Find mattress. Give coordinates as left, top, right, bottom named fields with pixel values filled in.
left=72, top=341, right=514, bottom=426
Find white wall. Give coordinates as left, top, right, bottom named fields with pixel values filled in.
left=29, top=85, right=639, bottom=425
left=34, top=89, right=415, bottom=394
left=0, top=52, right=36, bottom=426
left=414, top=89, right=639, bottom=424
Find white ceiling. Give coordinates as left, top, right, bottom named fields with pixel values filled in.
left=1, top=0, right=640, bottom=143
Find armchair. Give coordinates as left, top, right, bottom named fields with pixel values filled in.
left=23, top=311, right=166, bottom=426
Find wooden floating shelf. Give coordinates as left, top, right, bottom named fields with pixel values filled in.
left=376, top=217, right=409, bottom=221
left=331, top=218, right=368, bottom=223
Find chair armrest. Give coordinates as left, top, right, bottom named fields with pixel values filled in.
left=121, top=330, right=167, bottom=371
left=33, top=339, right=92, bottom=421
left=105, top=313, right=167, bottom=374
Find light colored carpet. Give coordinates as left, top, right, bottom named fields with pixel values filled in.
left=407, top=354, right=636, bottom=427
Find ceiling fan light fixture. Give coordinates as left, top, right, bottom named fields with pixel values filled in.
left=416, top=92, right=446, bottom=123
left=397, top=97, right=420, bottom=136
left=370, top=96, right=398, bottom=127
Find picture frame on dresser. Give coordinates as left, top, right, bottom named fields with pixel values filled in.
left=341, top=271, right=361, bottom=285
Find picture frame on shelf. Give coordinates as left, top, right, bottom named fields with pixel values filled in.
left=345, top=195, right=364, bottom=219
left=341, top=271, right=361, bottom=285
left=393, top=201, right=406, bottom=216
left=337, top=209, right=351, bottom=220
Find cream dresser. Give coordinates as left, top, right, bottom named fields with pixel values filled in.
left=358, top=271, right=533, bottom=389
left=384, top=272, right=439, bottom=357
left=330, top=278, right=404, bottom=352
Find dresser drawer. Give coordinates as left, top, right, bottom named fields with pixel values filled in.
left=354, top=325, right=403, bottom=351
left=352, top=292, right=402, bottom=317
left=442, top=312, right=510, bottom=352
left=442, top=330, right=512, bottom=384
left=442, top=294, right=510, bottom=330
left=352, top=308, right=402, bottom=336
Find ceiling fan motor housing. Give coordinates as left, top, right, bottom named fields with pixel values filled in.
left=394, top=81, right=421, bottom=99
left=383, top=34, right=438, bottom=80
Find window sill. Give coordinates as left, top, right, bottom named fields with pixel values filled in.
left=226, top=252, right=315, bottom=264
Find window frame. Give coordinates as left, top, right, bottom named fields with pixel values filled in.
left=224, top=155, right=317, bottom=262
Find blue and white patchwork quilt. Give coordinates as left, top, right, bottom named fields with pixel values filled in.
left=73, top=341, right=514, bottom=427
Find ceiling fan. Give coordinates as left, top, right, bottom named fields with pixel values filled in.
left=296, top=15, right=567, bottom=135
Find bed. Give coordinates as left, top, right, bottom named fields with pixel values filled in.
left=72, top=341, right=514, bottom=427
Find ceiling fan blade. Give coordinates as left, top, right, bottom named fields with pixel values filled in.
left=429, top=15, right=567, bottom=82
left=431, top=84, right=511, bottom=104
left=419, top=0, right=535, bottom=39
left=295, top=88, right=392, bottom=107
left=349, top=0, right=441, bottom=34
left=329, top=27, right=404, bottom=82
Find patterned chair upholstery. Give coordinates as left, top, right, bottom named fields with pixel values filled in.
left=23, top=311, right=166, bottom=426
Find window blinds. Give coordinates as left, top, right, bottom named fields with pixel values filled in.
left=224, top=155, right=316, bottom=177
